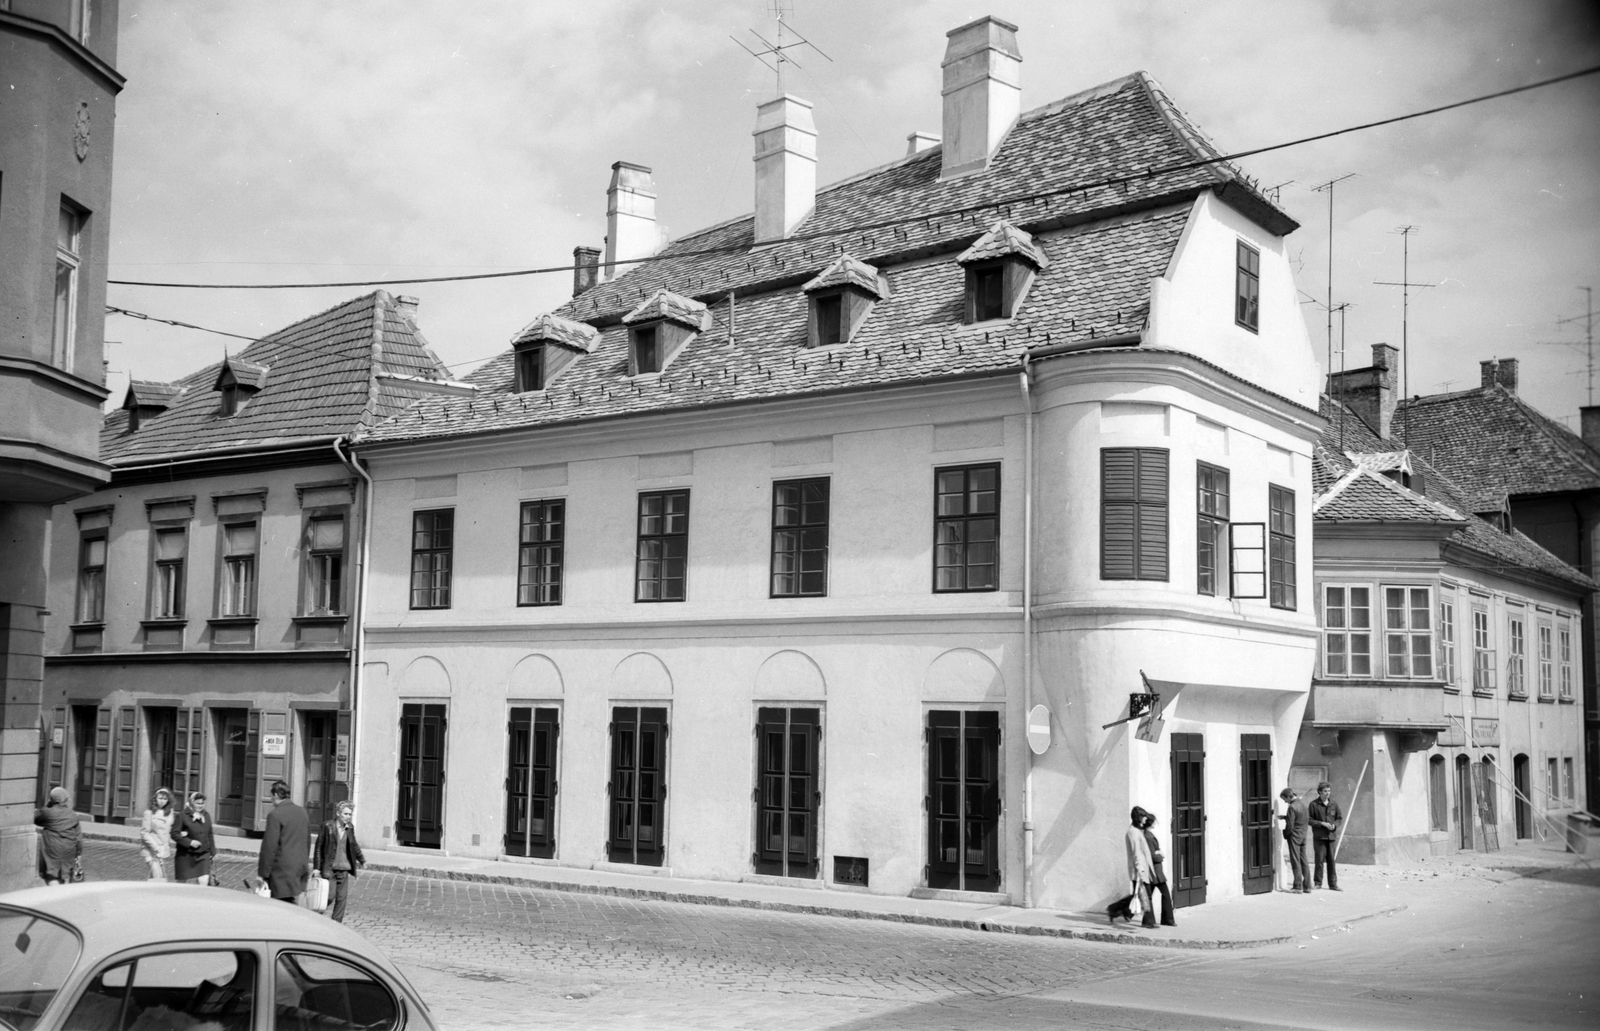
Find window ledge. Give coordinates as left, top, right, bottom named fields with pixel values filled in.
left=1472, top=690, right=1497, bottom=699
left=140, top=618, right=188, bottom=629
left=1442, top=686, right=1461, bottom=695
left=1508, top=691, right=1529, bottom=702
left=292, top=614, right=348, bottom=626
left=1558, top=696, right=1577, bottom=704
left=207, top=616, right=259, bottom=627
left=68, top=621, right=106, bottom=631
left=1537, top=694, right=1557, bottom=704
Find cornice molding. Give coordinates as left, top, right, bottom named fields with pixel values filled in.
left=0, top=12, right=124, bottom=91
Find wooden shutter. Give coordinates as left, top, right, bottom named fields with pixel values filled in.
left=242, top=710, right=262, bottom=830
left=255, top=710, right=290, bottom=831
left=112, top=707, right=137, bottom=819
left=504, top=707, right=531, bottom=856
left=45, top=705, right=67, bottom=803
left=89, top=707, right=112, bottom=815
left=174, top=707, right=205, bottom=800
left=1136, top=449, right=1168, bottom=579
left=1100, top=450, right=1138, bottom=580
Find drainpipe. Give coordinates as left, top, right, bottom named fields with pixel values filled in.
left=1019, top=355, right=1036, bottom=909
left=332, top=437, right=372, bottom=815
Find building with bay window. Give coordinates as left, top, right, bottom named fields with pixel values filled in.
left=349, top=16, right=1324, bottom=914
left=38, top=291, right=458, bottom=838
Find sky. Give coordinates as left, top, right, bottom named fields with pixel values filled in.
left=103, top=1, right=1599, bottom=427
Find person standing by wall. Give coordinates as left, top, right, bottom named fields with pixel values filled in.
left=1280, top=787, right=1310, bottom=893
left=1124, top=806, right=1157, bottom=928
left=313, top=800, right=366, bottom=922
left=172, top=792, right=216, bottom=885
left=1308, top=781, right=1343, bottom=891
left=256, top=780, right=310, bottom=903
left=34, top=787, right=81, bottom=885
left=139, top=788, right=176, bottom=881
left=1140, top=811, right=1176, bottom=926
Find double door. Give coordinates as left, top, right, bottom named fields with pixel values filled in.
left=506, top=707, right=559, bottom=858
left=1240, top=734, right=1273, bottom=895
left=397, top=704, right=447, bottom=848
left=608, top=707, right=666, bottom=865
left=754, top=708, right=819, bottom=878
left=1170, top=732, right=1207, bottom=908
left=926, top=710, right=1000, bottom=892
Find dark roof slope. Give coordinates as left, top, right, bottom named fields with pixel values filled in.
left=104, top=291, right=449, bottom=464
left=1315, top=467, right=1466, bottom=525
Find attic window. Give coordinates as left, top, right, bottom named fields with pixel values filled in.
left=514, top=343, right=544, bottom=393
left=956, top=220, right=1047, bottom=326
left=971, top=264, right=1006, bottom=322
left=1235, top=241, right=1260, bottom=333
left=506, top=311, right=598, bottom=393
left=633, top=325, right=661, bottom=374
left=619, top=289, right=707, bottom=377
left=815, top=295, right=843, bottom=346
left=801, top=253, right=883, bottom=349
left=220, top=384, right=245, bottom=417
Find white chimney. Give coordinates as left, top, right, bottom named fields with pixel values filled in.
left=940, top=16, right=1022, bottom=180
left=906, top=131, right=941, bottom=156
left=752, top=94, right=817, bottom=244
left=604, top=161, right=657, bottom=280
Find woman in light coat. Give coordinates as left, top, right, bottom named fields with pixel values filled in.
left=139, top=787, right=176, bottom=881
left=1123, top=805, right=1157, bottom=928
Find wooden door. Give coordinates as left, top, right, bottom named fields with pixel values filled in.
left=607, top=707, right=666, bottom=866
left=1513, top=755, right=1531, bottom=839
left=1171, top=732, right=1207, bottom=908
left=303, top=711, right=337, bottom=830
left=754, top=708, right=819, bottom=878
left=925, top=710, right=1001, bottom=892
left=148, top=708, right=177, bottom=799
left=1455, top=755, right=1475, bottom=850
left=216, top=710, right=250, bottom=828
left=505, top=707, right=559, bottom=859
left=1240, top=734, right=1273, bottom=895
left=397, top=703, right=447, bottom=848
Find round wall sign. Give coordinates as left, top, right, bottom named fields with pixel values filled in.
left=1026, top=704, right=1051, bottom=755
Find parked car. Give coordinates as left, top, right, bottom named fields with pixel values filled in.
left=0, top=882, right=437, bottom=1031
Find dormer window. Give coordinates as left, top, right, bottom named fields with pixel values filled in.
left=122, top=379, right=180, bottom=433
left=801, top=253, right=883, bottom=349
left=620, top=290, right=709, bottom=377
left=957, top=220, right=1048, bottom=325
left=213, top=357, right=269, bottom=418
left=507, top=312, right=599, bottom=394
left=633, top=325, right=661, bottom=374
left=514, top=344, right=544, bottom=393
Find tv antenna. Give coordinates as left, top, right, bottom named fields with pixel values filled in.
left=731, top=1, right=831, bottom=97
left=1375, top=225, right=1435, bottom=445
left=1310, top=174, right=1358, bottom=391
left=1536, top=287, right=1596, bottom=407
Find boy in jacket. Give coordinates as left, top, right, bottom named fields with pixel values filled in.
left=1308, top=781, right=1343, bottom=890
left=313, top=800, right=366, bottom=922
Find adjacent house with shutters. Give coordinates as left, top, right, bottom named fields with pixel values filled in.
left=349, top=16, right=1324, bottom=912
left=1306, top=348, right=1591, bottom=864
left=38, top=291, right=459, bottom=838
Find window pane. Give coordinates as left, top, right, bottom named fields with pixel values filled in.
left=312, top=517, right=345, bottom=551
left=156, top=528, right=186, bottom=561
left=225, top=524, right=257, bottom=555
left=275, top=952, right=398, bottom=1031
left=84, top=537, right=106, bottom=567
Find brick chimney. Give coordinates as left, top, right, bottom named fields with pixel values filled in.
left=394, top=295, right=420, bottom=321
left=906, top=131, right=940, bottom=156
left=940, top=16, right=1022, bottom=180
left=1480, top=357, right=1519, bottom=394
left=1328, top=343, right=1399, bottom=440
left=752, top=94, right=817, bottom=244
left=572, top=246, right=601, bottom=297
left=604, top=161, right=657, bottom=281
left=1581, top=407, right=1600, bottom=451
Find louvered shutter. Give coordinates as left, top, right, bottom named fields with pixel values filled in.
left=45, top=706, right=67, bottom=804
left=112, top=707, right=136, bottom=818
left=255, top=710, right=290, bottom=831
left=1101, top=450, right=1138, bottom=579
left=243, top=710, right=261, bottom=829
left=1137, top=449, right=1169, bottom=580
left=90, top=707, right=113, bottom=815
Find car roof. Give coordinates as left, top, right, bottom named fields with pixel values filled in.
left=0, top=883, right=391, bottom=969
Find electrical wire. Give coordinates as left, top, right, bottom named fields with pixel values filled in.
left=105, top=62, right=1600, bottom=292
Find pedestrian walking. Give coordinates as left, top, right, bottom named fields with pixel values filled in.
left=172, top=791, right=216, bottom=885
left=1108, top=805, right=1157, bottom=928
left=34, top=787, right=82, bottom=886
left=1280, top=787, right=1311, bottom=892
left=1140, top=811, right=1176, bottom=926
left=139, top=787, right=176, bottom=881
left=256, top=780, right=310, bottom=903
left=312, top=800, right=366, bottom=922
left=1309, top=780, right=1343, bottom=890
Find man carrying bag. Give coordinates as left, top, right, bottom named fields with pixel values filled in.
left=312, top=800, right=366, bottom=922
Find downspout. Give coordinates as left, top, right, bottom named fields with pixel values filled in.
left=332, top=436, right=373, bottom=814
left=1019, top=355, right=1036, bottom=908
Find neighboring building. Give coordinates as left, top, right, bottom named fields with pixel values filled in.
left=1389, top=358, right=1600, bottom=815
left=1307, top=346, right=1591, bottom=863
left=351, top=17, right=1323, bottom=912
left=39, top=292, right=459, bottom=839
left=0, top=0, right=121, bottom=888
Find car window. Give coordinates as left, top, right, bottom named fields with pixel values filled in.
left=0, top=911, right=81, bottom=1031
left=273, top=953, right=400, bottom=1031
left=62, top=950, right=256, bottom=1031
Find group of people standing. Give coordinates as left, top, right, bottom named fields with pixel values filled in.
left=1111, top=806, right=1176, bottom=928
left=138, top=787, right=218, bottom=884
left=1279, top=781, right=1344, bottom=892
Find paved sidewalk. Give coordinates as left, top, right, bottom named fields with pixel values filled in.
left=81, top=820, right=1587, bottom=951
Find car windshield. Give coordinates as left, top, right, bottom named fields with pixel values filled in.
left=0, top=909, right=82, bottom=1031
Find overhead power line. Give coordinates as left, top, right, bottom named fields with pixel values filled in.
left=106, top=62, right=1600, bottom=292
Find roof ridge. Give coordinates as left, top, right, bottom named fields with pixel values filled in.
left=1313, top=467, right=1363, bottom=510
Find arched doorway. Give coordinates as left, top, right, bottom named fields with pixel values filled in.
left=1454, top=754, right=1474, bottom=850
left=1514, top=754, right=1532, bottom=839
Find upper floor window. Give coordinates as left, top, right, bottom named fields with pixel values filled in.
left=76, top=534, right=107, bottom=623
left=218, top=522, right=258, bottom=617
left=771, top=479, right=829, bottom=597
left=1439, top=597, right=1457, bottom=688
left=409, top=509, right=454, bottom=610
left=1235, top=240, right=1260, bottom=333
left=514, top=343, right=544, bottom=393
left=1322, top=585, right=1371, bottom=677
left=1196, top=463, right=1229, bottom=596
left=1538, top=622, right=1554, bottom=700
left=151, top=527, right=187, bottom=619
left=1472, top=607, right=1495, bottom=694
left=306, top=516, right=345, bottom=615
left=1268, top=485, right=1296, bottom=610
left=53, top=203, right=84, bottom=371
left=1559, top=621, right=1574, bottom=699
left=1383, top=586, right=1433, bottom=678
left=934, top=465, right=999, bottom=592
left=517, top=500, right=564, bottom=606
left=1506, top=615, right=1527, bottom=698
left=1101, top=448, right=1168, bottom=581
left=636, top=491, right=688, bottom=602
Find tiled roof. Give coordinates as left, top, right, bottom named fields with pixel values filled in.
left=1398, top=385, right=1600, bottom=510
left=123, top=380, right=182, bottom=410
left=510, top=312, right=600, bottom=354
left=802, top=254, right=883, bottom=297
left=958, top=220, right=1049, bottom=269
left=217, top=356, right=270, bottom=391
left=103, top=291, right=450, bottom=464
left=359, top=71, right=1292, bottom=447
left=622, top=289, right=711, bottom=331
left=1314, top=466, right=1465, bottom=524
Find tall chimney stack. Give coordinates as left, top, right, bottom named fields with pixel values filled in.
left=940, top=16, right=1021, bottom=180
left=1479, top=357, right=1519, bottom=394
left=572, top=246, right=601, bottom=297
left=1328, top=343, right=1398, bottom=440
left=604, top=161, right=657, bottom=281
left=1581, top=406, right=1600, bottom=452
left=752, top=94, right=817, bottom=244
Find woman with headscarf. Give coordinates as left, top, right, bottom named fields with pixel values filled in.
left=34, top=786, right=82, bottom=885
left=171, top=791, right=216, bottom=885
left=1141, top=810, right=1176, bottom=926
left=139, top=787, right=176, bottom=881
left=1124, top=805, right=1157, bottom=928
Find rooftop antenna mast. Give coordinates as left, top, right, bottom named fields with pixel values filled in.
left=731, top=1, right=831, bottom=98
left=1375, top=225, right=1435, bottom=446
left=1311, top=174, right=1358, bottom=400
left=1332, top=301, right=1352, bottom=451
left=1559, top=287, right=1596, bottom=406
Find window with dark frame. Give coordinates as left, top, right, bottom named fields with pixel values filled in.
left=1100, top=448, right=1168, bottom=581
left=771, top=479, right=829, bottom=597
left=219, top=522, right=258, bottom=617
left=635, top=491, right=688, bottom=602
left=307, top=515, right=345, bottom=615
left=971, top=265, right=1005, bottom=322
left=409, top=509, right=454, bottom=609
left=517, top=499, right=564, bottom=606
left=1196, top=463, right=1230, bottom=596
left=934, top=465, right=999, bottom=592
left=77, top=534, right=106, bottom=623
left=152, top=527, right=187, bottom=619
left=1235, top=240, right=1260, bottom=332
left=633, top=325, right=661, bottom=374
left=54, top=202, right=83, bottom=370
left=1268, top=485, right=1295, bottom=609
left=514, top=344, right=544, bottom=393
left=814, top=294, right=843, bottom=347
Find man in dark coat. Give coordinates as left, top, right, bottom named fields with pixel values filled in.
left=1280, top=787, right=1310, bottom=893
left=312, top=800, right=366, bottom=922
left=256, top=780, right=309, bottom=902
left=1308, top=780, right=1343, bottom=890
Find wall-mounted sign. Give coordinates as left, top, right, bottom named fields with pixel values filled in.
left=334, top=734, right=350, bottom=782
left=52, top=727, right=63, bottom=746
left=1026, top=704, right=1051, bottom=755
left=261, top=734, right=287, bottom=757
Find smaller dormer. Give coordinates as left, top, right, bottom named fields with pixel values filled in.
left=508, top=312, right=600, bottom=393
left=214, top=357, right=269, bottom=417
left=957, top=220, right=1048, bottom=323
left=801, top=253, right=883, bottom=348
left=621, top=289, right=710, bottom=377
left=122, top=379, right=181, bottom=433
